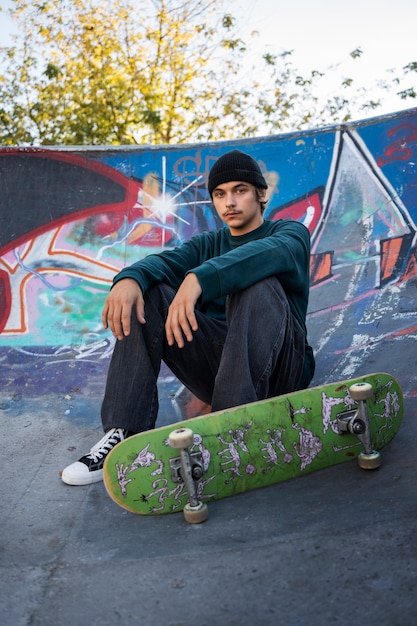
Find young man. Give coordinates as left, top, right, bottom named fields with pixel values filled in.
left=61, top=149, right=315, bottom=485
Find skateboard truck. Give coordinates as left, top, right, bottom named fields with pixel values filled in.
left=168, top=427, right=209, bottom=524
left=337, top=382, right=381, bottom=470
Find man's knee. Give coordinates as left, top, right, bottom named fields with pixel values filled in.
left=144, top=283, right=175, bottom=316
left=228, top=277, right=289, bottom=313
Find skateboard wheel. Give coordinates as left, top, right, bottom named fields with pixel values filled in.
left=183, top=502, right=209, bottom=524
left=349, top=382, right=373, bottom=401
left=358, top=450, right=381, bottom=470
left=168, top=427, right=194, bottom=449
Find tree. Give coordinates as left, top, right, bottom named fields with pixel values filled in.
left=238, top=47, right=417, bottom=134
left=0, top=0, right=253, bottom=145
left=0, top=0, right=415, bottom=146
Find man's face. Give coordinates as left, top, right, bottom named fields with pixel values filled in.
left=211, top=181, right=266, bottom=236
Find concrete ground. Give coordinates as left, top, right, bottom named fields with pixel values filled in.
left=1, top=365, right=416, bottom=625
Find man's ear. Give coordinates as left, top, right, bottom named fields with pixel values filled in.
left=258, top=188, right=267, bottom=202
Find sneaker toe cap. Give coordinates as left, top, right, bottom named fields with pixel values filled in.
left=61, top=461, right=103, bottom=486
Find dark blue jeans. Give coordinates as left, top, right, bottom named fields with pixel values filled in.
left=101, top=277, right=306, bottom=433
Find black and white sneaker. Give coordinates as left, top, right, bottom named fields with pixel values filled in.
left=61, top=428, right=128, bottom=485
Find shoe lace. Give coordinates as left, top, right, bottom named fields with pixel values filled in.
left=87, top=428, right=124, bottom=463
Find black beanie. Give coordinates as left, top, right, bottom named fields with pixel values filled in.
left=208, top=150, right=268, bottom=197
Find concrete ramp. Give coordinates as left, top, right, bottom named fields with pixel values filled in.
left=1, top=108, right=416, bottom=624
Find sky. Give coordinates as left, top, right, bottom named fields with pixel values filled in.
left=0, top=0, right=416, bottom=119
left=235, top=0, right=417, bottom=116
left=237, top=0, right=416, bottom=69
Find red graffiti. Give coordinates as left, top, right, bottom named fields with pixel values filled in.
left=377, top=122, right=417, bottom=166
left=0, top=270, right=11, bottom=334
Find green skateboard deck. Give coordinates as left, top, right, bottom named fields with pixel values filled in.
left=103, top=372, right=403, bottom=520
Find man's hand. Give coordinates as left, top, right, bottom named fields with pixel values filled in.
left=102, top=278, right=145, bottom=340
left=165, top=273, right=202, bottom=348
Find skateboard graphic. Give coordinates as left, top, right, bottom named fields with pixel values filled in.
left=103, top=372, right=403, bottom=523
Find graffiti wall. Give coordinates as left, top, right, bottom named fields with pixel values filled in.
left=1, top=108, right=416, bottom=424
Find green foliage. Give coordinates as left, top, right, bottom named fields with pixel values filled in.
left=350, top=47, right=363, bottom=59
left=399, top=87, right=416, bottom=99
left=0, top=0, right=415, bottom=146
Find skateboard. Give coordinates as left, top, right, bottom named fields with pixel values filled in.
left=103, top=372, right=403, bottom=523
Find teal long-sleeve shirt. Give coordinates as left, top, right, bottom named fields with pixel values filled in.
left=113, top=219, right=315, bottom=386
